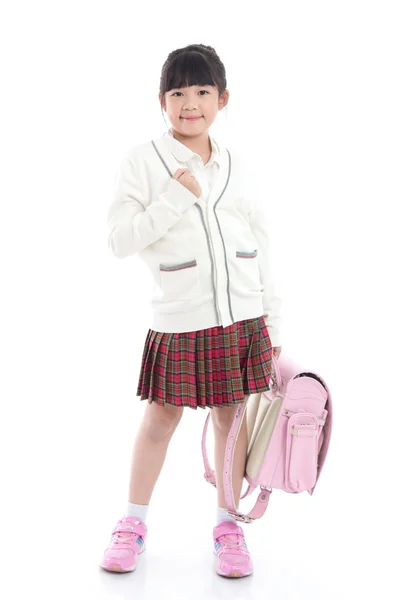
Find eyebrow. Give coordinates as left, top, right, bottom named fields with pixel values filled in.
left=170, top=85, right=212, bottom=91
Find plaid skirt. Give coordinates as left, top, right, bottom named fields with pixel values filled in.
left=136, top=315, right=273, bottom=410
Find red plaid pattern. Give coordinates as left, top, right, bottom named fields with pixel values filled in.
left=136, top=315, right=273, bottom=410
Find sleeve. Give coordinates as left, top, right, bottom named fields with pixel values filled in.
left=248, top=190, right=283, bottom=348
left=107, top=152, right=199, bottom=258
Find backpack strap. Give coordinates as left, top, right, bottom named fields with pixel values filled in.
left=202, top=397, right=272, bottom=523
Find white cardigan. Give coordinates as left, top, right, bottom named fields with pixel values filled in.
left=107, top=129, right=283, bottom=346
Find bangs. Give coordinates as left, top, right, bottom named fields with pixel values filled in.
left=164, top=51, right=217, bottom=93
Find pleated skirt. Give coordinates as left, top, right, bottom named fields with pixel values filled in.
left=136, top=315, right=273, bottom=410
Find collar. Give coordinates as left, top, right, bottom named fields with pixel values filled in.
left=163, top=127, right=221, bottom=167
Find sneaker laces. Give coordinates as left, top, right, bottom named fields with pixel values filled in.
left=111, top=521, right=140, bottom=545
left=219, top=533, right=245, bottom=549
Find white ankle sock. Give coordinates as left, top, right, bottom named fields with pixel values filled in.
left=125, top=502, right=149, bottom=524
left=216, top=506, right=236, bottom=526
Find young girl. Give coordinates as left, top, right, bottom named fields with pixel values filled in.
left=100, top=44, right=283, bottom=578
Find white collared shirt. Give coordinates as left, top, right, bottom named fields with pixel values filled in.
left=163, top=128, right=220, bottom=201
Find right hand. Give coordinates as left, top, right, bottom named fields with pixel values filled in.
left=173, top=168, right=202, bottom=199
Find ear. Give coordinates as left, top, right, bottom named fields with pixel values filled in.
left=218, top=89, right=229, bottom=111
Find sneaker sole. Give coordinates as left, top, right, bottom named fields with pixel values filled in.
left=100, top=540, right=146, bottom=573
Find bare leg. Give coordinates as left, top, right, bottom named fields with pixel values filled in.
left=128, top=401, right=184, bottom=505
left=211, top=400, right=249, bottom=509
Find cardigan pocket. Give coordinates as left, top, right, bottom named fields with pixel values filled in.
left=159, top=259, right=200, bottom=301
left=236, top=249, right=258, bottom=259
left=235, top=249, right=261, bottom=290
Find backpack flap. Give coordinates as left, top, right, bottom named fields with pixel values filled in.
left=277, top=369, right=331, bottom=495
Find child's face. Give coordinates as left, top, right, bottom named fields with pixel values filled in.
left=160, top=85, right=228, bottom=135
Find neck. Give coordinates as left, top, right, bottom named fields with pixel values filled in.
left=171, top=129, right=211, bottom=156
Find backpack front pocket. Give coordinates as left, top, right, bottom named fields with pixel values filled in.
left=284, top=412, right=320, bottom=493
left=159, top=259, right=200, bottom=301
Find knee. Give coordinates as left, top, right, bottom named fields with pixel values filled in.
left=211, top=405, right=237, bottom=432
left=143, top=402, right=184, bottom=441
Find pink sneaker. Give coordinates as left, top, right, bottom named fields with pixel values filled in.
left=213, top=520, right=253, bottom=578
left=100, top=516, right=147, bottom=573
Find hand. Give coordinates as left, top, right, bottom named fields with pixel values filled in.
left=173, top=168, right=202, bottom=199
left=272, top=347, right=282, bottom=360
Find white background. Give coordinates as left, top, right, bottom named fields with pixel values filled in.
left=1, top=1, right=399, bottom=598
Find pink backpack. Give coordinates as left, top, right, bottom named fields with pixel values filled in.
left=201, top=354, right=332, bottom=523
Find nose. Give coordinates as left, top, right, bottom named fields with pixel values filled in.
left=182, top=95, right=200, bottom=110
left=183, top=103, right=199, bottom=111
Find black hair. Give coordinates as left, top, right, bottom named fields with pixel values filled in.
left=159, top=44, right=228, bottom=117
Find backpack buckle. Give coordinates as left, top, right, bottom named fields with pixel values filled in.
left=227, top=510, right=253, bottom=524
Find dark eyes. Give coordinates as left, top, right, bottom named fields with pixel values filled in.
left=171, top=90, right=210, bottom=97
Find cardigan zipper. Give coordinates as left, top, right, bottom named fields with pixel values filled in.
left=213, top=150, right=235, bottom=323
left=195, top=204, right=221, bottom=325
left=204, top=197, right=222, bottom=324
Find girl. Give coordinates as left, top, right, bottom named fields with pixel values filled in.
left=100, top=44, right=283, bottom=578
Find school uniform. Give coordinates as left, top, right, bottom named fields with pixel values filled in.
left=107, top=128, right=283, bottom=410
